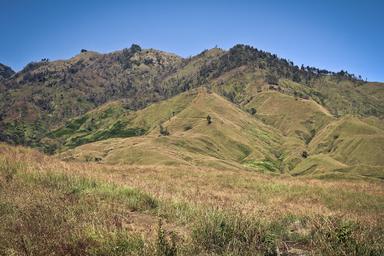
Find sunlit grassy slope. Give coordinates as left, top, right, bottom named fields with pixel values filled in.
left=245, top=91, right=334, bottom=140
left=60, top=89, right=283, bottom=170
left=1, top=143, right=383, bottom=255
left=284, top=116, right=384, bottom=178
left=243, top=90, right=336, bottom=171
left=46, top=92, right=195, bottom=149
left=52, top=88, right=384, bottom=179
left=309, top=115, right=384, bottom=165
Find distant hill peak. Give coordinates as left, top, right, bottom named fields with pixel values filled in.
left=0, top=63, right=15, bottom=80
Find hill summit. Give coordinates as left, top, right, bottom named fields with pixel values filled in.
left=0, top=63, right=14, bottom=80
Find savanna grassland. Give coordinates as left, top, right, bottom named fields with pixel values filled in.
left=1, top=143, right=383, bottom=255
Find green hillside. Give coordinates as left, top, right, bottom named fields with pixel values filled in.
left=242, top=90, right=336, bottom=171
left=1, top=46, right=383, bottom=256
left=287, top=116, right=384, bottom=178
left=309, top=116, right=384, bottom=166
left=244, top=91, right=334, bottom=141
left=45, top=92, right=195, bottom=152
left=51, top=88, right=384, bottom=179
left=60, top=89, right=283, bottom=171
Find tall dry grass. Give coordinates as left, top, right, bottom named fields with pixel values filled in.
left=0, top=143, right=383, bottom=255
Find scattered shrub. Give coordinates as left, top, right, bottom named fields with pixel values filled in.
left=156, top=219, right=177, bottom=256
left=183, top=124, right=193, bottom=131
left=310, top=217, right=383, bottom=255
left=248, top=107, right=257, bottom=115
left=160, top=124, right=170, bottom=136
left=130, top=44, right=142, bottom=53
left=266, top=73, right=279, bottom=85
left=206, top=115, right=212, bottom=125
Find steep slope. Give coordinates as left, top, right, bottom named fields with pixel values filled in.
left=244, top=91, right=334, bottom=141
left=309, top=116, right=384, bottom=166
left=44, top=92, right=195, bottom=152
left=242, top=90, right=335, bottom=170
left=310, top=78, right=384, bottom=117
left=60, top=89, right=284, bottom=170
left=0, top=45, right=182, bottom=146
left=290, top=154, right=349, bottom=176
left=288, top=116, right=384, bottom=179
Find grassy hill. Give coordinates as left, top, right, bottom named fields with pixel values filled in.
left=242, top=90, right=336, bottom=171
left=1, top=43, right=383, bottom=254
left=244, top=91, right=334, bottom=141
left=49, top=88, right=384, bottom=179
left=44, top=91, right=195, bottom=151
left=285, top=115, right=384, bottom=178
left=309, top=116, right=384, bottom=166
left=0, top=45, right=182, bottom=146
left=59, top=89, right=283, bottom=171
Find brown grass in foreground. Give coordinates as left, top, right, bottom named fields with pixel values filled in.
left=0, top=144, right=383, bottom=255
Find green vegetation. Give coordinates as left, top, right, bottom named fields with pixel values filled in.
left=243, top=159, right=280, bottom=173
left=309, top=116, right=384, bottom=167
left=0, top=155, right=156, bottom=255
left=46, top=102, right=145, bottom=150
left=60, top=89, right=285, bottom=171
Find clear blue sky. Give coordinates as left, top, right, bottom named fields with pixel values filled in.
left=1, top=0, right=383, bottom=81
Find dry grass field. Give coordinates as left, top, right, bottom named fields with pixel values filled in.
left=1, top=143, right=383, bottom=255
